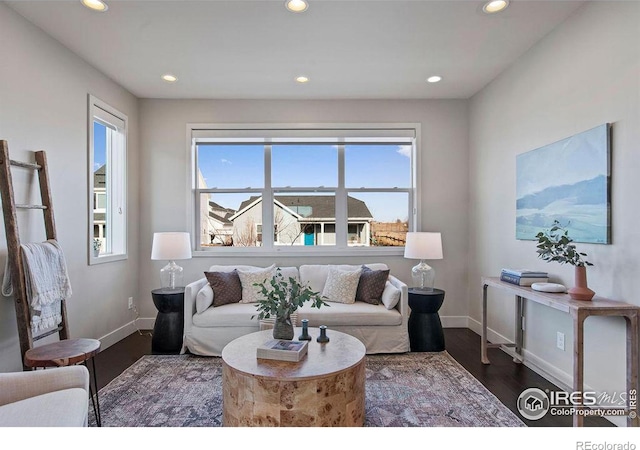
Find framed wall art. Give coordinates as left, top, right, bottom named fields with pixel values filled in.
left=516, top=123, right=611, bottom=244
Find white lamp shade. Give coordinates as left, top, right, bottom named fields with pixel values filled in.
left=151, top=232, right=192, bottom=260
left=404, top=232, right=443, bottom=260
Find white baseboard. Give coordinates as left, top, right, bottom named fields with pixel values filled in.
left=98, top=317, right=155, bottom=350
left=466, top=316, right=622, bottom=426
left=136, top=317, right=155, bottom=330
left=441, top=315, right=469, bottom=328
left=98, top=321, right=138, bottom=350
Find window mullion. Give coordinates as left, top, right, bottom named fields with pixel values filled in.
left=105, top=129, right=113, bottom=254
left=262, top=143, right=274, bottom=249
left=335, top=143, right=347, bottom=248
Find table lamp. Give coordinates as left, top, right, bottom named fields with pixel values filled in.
left=404, top=232, right=443, bottom=291
left=151, top=232, right=192, bottom=289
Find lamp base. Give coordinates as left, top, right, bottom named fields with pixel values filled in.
left=411, top=260, right=435, bottom=292
left=160, top=261, right=184, bottom=289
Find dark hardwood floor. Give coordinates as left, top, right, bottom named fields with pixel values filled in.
left=89, top=327, right=612, bottom=427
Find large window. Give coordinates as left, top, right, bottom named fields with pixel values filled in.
left=88, top=95, right=127, bottom=264
left=191, top=125, right=418, bottom=254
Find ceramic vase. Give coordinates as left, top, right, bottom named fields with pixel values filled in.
left=568, top=266, right=595, bottom=301
left=273, top=314, right=294, bottom=340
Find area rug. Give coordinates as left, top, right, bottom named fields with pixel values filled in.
left=89, top=352, right=524, bottom=427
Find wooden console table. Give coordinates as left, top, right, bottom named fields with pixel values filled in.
left=481, top=276, right=639, bottom=427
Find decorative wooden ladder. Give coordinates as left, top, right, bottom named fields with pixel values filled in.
left=0, top=140, right=102, bottom=425
left=0, top=140, right=70, bottom=368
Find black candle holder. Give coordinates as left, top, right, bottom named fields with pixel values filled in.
left=317, top=325, right=330, bottom=343
left=298, top=319, right=312, bottom=341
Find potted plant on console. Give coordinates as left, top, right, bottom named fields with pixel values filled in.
left=535, top=220, right=595, bottom=300
left=253, top=269, right=329, bottom=340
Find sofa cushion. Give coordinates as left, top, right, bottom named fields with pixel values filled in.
left=192, top=302, right=260, bottom=328
left=238, top=265, right=276, bottom=304
left=195, top=284, right=214, bottom=314
left=299, top=263, right=388, bottom=293
left=277, top=266, right=300, bottom=282
left=322, top=267, right=362, bottom=304
left=381, top=281, right=401, bottom=310
left=298, top=301, right=401, bottom=327
left=205, top=270, right=242, bottom=307
left=0, top=388, right=88, bottom=427
left=355, top=266, right=389, bottom=305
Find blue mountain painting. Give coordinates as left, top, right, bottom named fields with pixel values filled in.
left=516, top=124, right=610, bottom=244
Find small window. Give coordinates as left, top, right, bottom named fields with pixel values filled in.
left=88, top=95, right=127, bottom=264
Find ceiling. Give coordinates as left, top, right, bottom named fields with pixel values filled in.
left=7, top=0, right=585, bottom=100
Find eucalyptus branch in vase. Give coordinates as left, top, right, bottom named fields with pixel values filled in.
left=535, top=220, right=595, bottom=300
left=252, top=268, right=328, bottom=339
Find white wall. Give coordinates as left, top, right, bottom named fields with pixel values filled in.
left=0, top=3, right=140, bottom=372
left=469, top=0, right=640, bottom=419
left=139, top=99, right=470, bottom=323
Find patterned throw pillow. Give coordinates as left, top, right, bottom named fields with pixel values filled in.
left=321, top=267, right=362, bottom=304
left=237, top=265, right=277, bottom=304
left=204, top=270, right=243, bottom=307
left=355, top=266, right=390, bottom=305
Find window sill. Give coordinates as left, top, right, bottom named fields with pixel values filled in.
left=192, top=246, right=405, bottom=258
left=89, top=253, right=127, bottom=265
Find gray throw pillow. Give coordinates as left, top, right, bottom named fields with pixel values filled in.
left=204, top=270, right=242, bottom=307
left=355, top=266, right=390, bottom=305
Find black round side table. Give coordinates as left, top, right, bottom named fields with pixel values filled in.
left=408, top=288, right=445, bottom=352
left=151, top=287, right=185, bottom=354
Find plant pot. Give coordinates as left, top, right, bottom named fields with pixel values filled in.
left=93, top=248, right=100, bottom=258
left=273, top=314, right=294, bottom=340
left=568, top=266, right=595, bottom=301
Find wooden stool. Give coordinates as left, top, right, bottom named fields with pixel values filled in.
left=24, top=338, right=102, bottom=426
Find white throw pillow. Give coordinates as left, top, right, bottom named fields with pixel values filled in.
left=237, top=265, right=276, bottom=303
left=321, top=267, right=362, bottom=304
left=195, top=284, right=214, bottom=314
left=381, top=281, right=401, bottom=310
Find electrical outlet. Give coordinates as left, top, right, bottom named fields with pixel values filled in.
left=128, top=297, right=134, bottom=310
left=556, top=332, right=565, bottom=351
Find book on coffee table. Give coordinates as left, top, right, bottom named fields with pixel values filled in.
left=257, top=339, right=309, bottom=362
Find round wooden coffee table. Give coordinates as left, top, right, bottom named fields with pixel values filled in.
left=221, top=328, right=366, bottom=427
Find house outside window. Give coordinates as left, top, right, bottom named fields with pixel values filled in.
left=190, top=124, right=419, bottom=255
left=88, top=95, right=127, bottom=264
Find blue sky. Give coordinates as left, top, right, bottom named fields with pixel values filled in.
left=94, top=122, right=106, bottom=169
left=198, top=144, right=411, bottom=222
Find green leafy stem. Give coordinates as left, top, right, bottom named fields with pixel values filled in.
left=535, top=220, right=593, bottom=267
left=252, top=268, right=329, bottom=321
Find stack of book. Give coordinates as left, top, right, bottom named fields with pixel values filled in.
left=256, top=339, right=309, bottom=362
left=500, top=268, right=549, bottom=286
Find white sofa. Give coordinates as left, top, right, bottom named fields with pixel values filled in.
left=182, top=263, right=409, bottom=356
left=0, top=365, right=90, bottom=427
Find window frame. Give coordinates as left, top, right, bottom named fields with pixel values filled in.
left=187, top=123, right=420, bottom=257
left=88, top=95, right=128, bottom=265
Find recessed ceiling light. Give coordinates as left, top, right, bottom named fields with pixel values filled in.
left=483, top=0, right=509, bottom=14
left=427, top=76, right=442, bottom=83
left=285, top=0, right=309, bottom=13
left=295, top=76, right=309, bottom=83
left=81, top=0, right=108, bottom=12
left=161, top=74, right=178, bottom=83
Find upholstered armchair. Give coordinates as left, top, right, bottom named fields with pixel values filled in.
left=0, top=365, right=89, bottom=426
